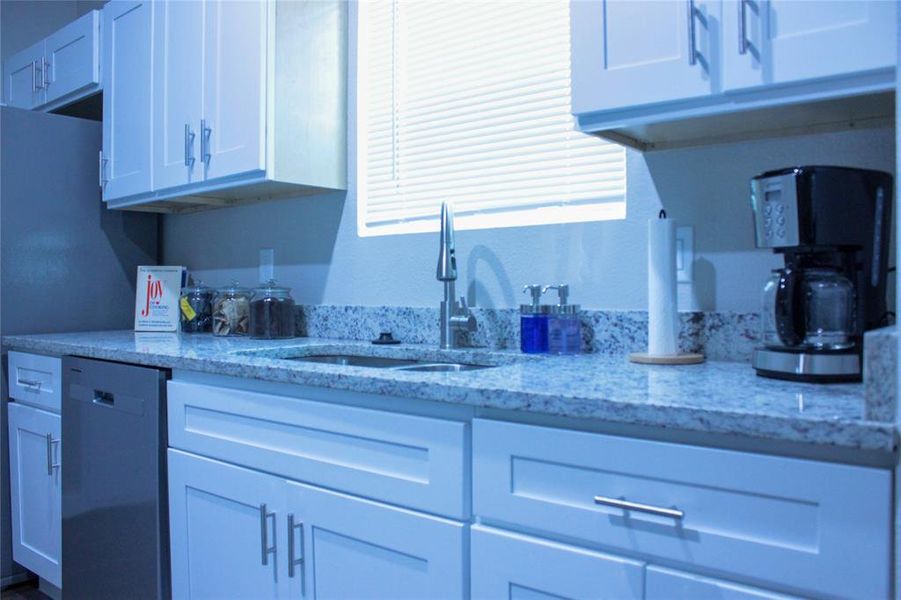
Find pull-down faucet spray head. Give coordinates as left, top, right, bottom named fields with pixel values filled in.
left=436, top=201, right=457, bottom=281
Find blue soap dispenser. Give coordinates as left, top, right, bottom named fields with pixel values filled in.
left=520, top=284, right=548, bottom=354
left=544, top=284, right=582, bottom=355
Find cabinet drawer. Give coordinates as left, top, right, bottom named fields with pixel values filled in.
left=472, top=419, right=890, bottom=599
left=471, top=525, right=643, bottom=600
left=168, top=380, right=467, bottom=519
left=8, top=351, right=61, bottom=412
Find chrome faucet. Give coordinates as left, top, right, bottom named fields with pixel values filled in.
left=437, top=201, right=476, bottom=349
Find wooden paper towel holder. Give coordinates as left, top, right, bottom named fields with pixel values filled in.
left=629, top=352, right=705, bottom=365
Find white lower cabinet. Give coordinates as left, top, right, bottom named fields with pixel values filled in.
left=168, top=449, right=287, bottom=599
left=168, top=449, right=465, bottom=600
left=7, top=402, right=61, bottom=588
left=645, top=566, right=798, bottom=600
left=286, top=481, right=465, bottom=599
left=167, top=377, right=892, bottom=600
left=471, top=525, right=644, bottom=600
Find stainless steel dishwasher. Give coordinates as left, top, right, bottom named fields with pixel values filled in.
left=62, top=356, right=170, bottom=599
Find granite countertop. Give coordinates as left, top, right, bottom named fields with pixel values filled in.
left=2, top=330, right=895, bottom=454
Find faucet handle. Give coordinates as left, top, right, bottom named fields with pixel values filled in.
left=542, top=284, right=570, bottom=305
left=458, top=296, right=470, bottom=312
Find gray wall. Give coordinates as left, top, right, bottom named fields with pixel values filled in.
left=164, top=127, right=895, bottom=313
left=163, top=2, right=895, bottom=312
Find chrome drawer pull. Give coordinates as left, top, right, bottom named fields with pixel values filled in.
left=19, top=378, right=41, bottom=388
left=593, top=495, right=684, bottom=520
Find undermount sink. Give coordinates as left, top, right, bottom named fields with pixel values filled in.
left=290, top=354, right=493, bottom=372
left=295, top=355, right=420, bottom=368
left=393, top=363, right=490, bottom=372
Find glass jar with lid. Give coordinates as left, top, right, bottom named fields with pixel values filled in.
left=249, top=280, right=296, bottom=339
left=179, top=281, right=213, bottom=333
left=212, top=282, right=251, bottom=336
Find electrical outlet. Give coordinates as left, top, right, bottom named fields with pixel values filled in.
left=676, top=226, right=693, bottom=283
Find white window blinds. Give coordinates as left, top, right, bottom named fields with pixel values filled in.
left=358, top=0, right=626, bottom=237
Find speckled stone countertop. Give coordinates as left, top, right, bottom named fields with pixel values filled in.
left=2, top=330, right=894, bottom=454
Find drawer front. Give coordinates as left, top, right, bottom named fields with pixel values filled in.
left=8, top=351, right=62, bottom=412
left=168, top=380, right=467, bottom=519
left=471, top=525, right=644, bottom=600
left=473, top=419, right=890, bottom=599
left=646, top=566, right=799, bottom=600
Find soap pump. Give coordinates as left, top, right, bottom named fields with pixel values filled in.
left=520, top=284, right=549, bottom=354
left=544, top=284, right=582, bottom=355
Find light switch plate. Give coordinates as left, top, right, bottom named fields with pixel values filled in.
left=676, top=226, right=693, bottom=283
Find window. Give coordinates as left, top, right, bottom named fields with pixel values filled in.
left=357, top=1, right=626, bottom=237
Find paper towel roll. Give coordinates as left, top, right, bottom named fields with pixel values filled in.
left=648, top=212, right=678, bottom=356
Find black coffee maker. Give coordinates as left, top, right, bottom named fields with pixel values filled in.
left=750, top=166, right=892, bottom=382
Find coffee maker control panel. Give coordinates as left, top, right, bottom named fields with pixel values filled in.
left=752, top=173, right=800, bottom=248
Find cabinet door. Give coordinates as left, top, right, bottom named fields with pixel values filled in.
left=571, top=0, right=719, bottom=115
left=168, top=450, right=288, bottom=600
left=723, top=0, right=896, bottom=92
left=4, top=41, right=45, bottom=109
left=102, top=0, right=153, bottom=201
left=44, top=11, right=100, bottom=105
left=286, top=481, right=465, bottom=599
left=471, top=526, right=644, bottom=600
left=201, top=0, right=267, bottom=181
left=7, top=403, right=61, bottom=588
left=646, top=566, right=799, bottom=600
left=153, top=0, right=204, bottom=191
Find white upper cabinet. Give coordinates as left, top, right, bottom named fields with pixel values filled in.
left=115, top=0, right=347, bottom=212
left=102, top=0, right=153, bottom=202
left=5, top=41, right=45, bottom=110
left=571, top=0, right=896, bottom=148
left=572, top=0, right=719, bottom=114
left=201, top=0, right=267, bottom=182
left=723, top=0, right=896, bottom=91
left=3, top=11, right=100, bottom=111
left=152, top=0, right=204, bottom=191
left=44, top=11, right=101, bottom=106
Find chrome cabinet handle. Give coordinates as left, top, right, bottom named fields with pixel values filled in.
left=201, top=119, right=212, bottom=167
left=99, top=151, right=109, bottom=188
left=594, top=495, right=684, bottom=520
left=42, top=57, right=50, bottom=88
left=687, top=0, right=698, bottom=66
left=45, top=434, right=60, bottom=475
left=184, top=124, right=196, bottom=167
left=19, top=378, right=41, bottom=388
left=31, top=60, right=40, bottom=91
left=738, top=0, right=750, bottom=55
left=259, top=503, right=276, bottom=566
left=288, top=513, right=305, bottom=593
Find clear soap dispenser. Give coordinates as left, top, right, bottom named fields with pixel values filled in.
left=544, top=284, right=582, bottom=355
left=520, top=284, right=549, bottom=354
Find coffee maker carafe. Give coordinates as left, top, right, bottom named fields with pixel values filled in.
left=751, top=166, right=892, bottom=382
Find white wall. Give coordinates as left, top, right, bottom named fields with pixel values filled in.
left=164, top=126, right=894, bottom=312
